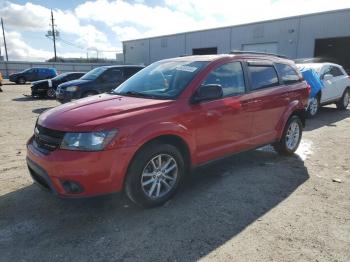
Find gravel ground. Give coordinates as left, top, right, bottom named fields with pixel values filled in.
left=0, top=82, right=349, bottom=262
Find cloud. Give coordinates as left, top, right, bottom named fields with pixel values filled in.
left=0, top=31, right=52, bottom=61
left=77, top=0, right=350, bottom=41
left=0, top=1, right=113, bottom=57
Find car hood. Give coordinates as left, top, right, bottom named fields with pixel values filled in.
left=58, top=79, right=90, bottom=88
left=38, top=93, right=173, bottom=131
left=32, top=79, right=48, bottom=85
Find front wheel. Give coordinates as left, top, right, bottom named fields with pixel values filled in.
left=82, top=91, right=98, bottom=98
left=273, top=115, right=303, bottom=156
left=125, top=143, right=185, bottom=208
left=46, top=88, right=56, bottom=99
left=336, top=89, right=349, bottom=110
left=306, top=96, right=319, bottom=118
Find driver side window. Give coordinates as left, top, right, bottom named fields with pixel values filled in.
left=102, top=69, right=122, bottom=82
left=203, top=62, right=245, bottom=97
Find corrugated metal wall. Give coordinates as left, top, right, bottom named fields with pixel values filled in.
left=123, top=9, right=350, bottom=65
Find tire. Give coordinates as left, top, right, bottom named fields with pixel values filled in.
left=46, top=88, right=56, bottom=99
left=82, top=91, right=98, bottom=98
left=306, top=96, right=319, bottom=118
left=16, top=77, right=26, bottom=84
left=336, top=88, right=349, bottom=110
left=273, top=115, right=303, bottom=156
left=125, top=143, right=185, bottom=208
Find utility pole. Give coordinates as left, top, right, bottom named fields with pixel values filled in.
left=1, top=18, right=8, bottom=61
left=50, top=10, right=57, bottom=62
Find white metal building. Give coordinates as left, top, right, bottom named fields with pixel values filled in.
left=122, top=8, right=350, bottom=71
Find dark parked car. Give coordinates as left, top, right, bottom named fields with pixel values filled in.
left=31, top=72, right=85, bottom=98
left=56, top=65, right=144, bottom=103
left=9, top=68, right=57, bottom=84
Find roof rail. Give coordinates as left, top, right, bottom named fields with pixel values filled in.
left=229, top=50, right=288, bottom=59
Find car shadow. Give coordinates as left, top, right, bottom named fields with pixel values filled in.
left=0, top=149, right=309, bottom=261
left=305, top=106, right=350, bottom=131
left=12, top=96, right=38, bottom=102
left=32, top=107, right=54, bottom=114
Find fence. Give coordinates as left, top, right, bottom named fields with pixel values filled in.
left=0, top=61, right=124, bottom=78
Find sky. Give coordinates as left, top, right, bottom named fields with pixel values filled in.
left=0, top=0, right=350, bottom=61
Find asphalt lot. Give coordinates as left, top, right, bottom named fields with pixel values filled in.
left=0, top=82, right=349, bottom=262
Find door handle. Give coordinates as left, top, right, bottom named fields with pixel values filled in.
left=241, top=99, right=261, bottom=105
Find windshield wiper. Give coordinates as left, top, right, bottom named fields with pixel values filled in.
left=112, top=90, right=158, bottom=98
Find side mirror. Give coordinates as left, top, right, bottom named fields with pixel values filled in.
left=192, top=84, right=223, bottom=104
left=323, top=74, right=333, bottom=81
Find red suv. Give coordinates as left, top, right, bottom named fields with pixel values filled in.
left=26, top=52, right=309, bottom=207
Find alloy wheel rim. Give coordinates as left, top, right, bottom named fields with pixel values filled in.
left=285, top=121, right=300, bottom=150
left=309, top=97, right=318, bottom=115
left=47, top=88, right=55, bottom=98
left=141, top=154, right=178, bottom=199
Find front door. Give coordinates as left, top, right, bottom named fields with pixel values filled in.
left=190, top=61, right=254, bottom=164
left=98, top=68, right=124, bottom=93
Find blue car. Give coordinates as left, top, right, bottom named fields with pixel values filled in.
left=9, top=67, right=57, bottom=84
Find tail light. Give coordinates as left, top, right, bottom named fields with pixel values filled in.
left=306, top=83, right=311, bottom=95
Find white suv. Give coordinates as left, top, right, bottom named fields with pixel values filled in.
left=297, top=63, right=350, bottom=117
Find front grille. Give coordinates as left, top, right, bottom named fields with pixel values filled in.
left=34, top=125, right=65, bottom=152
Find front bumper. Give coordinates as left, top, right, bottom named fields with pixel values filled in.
left=31, top=87, right=48, bottom=96
left=55, top=90, right=81, bottom=103
left=26, top=137, right=137, bottom=197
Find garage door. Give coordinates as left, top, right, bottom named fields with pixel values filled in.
left=242, top=42, right=278, bottom=54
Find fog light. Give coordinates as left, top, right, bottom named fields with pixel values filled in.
left=61, top=180, right=84, bottom=194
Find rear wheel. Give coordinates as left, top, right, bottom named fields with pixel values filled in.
left=336, top=89, right=349, bottom=110
left=306, top=96, right=319, bottom=118
left=46, top=88, right=56, bottom=99
left=273, top=115, right=303, bottom=156
left=125, top=143, right=185, bottom=208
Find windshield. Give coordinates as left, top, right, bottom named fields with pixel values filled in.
left=112, top=60, right=208, bottom=99
left=81, top=67, right=107, bottom=80
left=52, top=73, right=68, bottom=81
left=21, top=68, right=33, bottom=73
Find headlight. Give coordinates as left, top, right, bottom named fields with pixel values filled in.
left=60, top=130, right=118, bottom=151
left=66, top=86, right=79, bottom=92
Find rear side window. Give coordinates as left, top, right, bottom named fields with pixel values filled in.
left=329, top=66, right=344, bottom=77
left=203, top=62, right=245, bottom=97
left=248, top=65, right=279, bottom=90
left=275, top=63, right=300, bottom=85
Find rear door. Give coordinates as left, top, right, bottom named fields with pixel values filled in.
left=191, top=61, right=255, bottom=164
left=246, top=60, right=290, bottom=145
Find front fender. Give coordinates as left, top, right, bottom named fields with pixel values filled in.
left=121, top=120, right=195, bottom=158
